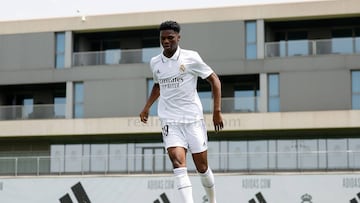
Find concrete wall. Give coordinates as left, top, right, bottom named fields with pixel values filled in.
left=84, top=79, right=146, bottom=117
left=0, top=22, right=359, bottom=116
left=0, top=33, right=54, bottom=71
left=281, top=70, right=351, bottom=112
left=181, top=21, right=246, bottom=76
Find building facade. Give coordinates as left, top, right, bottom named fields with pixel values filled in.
left=0, top=0, right=360, bottom=177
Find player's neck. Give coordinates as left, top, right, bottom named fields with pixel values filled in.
left=163, top=48, right=177, bottom=58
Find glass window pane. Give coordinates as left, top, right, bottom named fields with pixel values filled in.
left=269, top=97, right=280, bottom=112
left=55, top=32, right=65, bottom=69
left=352, top=71, right=360, bottom=93
left=199, top=91, right=212, bottom=113
left=277, top=140, right=297, bottom=169
left=327, top=139, right=348, bottom=169
left=355, top=28, right=360, bottom=53
left=332, top=38, right=352, bottom=54
left=248, top=141, right=268, bottom=170
left=352, top=71, right=360, bottom=110
left=246, top=44, right=257, bottom=59
left=356, top=37, right=360, bottom=53
left=143, top=148, right=153, bottom=172
left=74, top=104, right=84, bottom=118
left=154, top=148, right=165, bottom=172
left=246, top=21, right=256, bottom=43
left=90, top=144, right=108, bottom=172
left=268, top=74, right=280, bottom=112
left=74, top=82, right=84, bottom=118
left=228, top=141, right=248, bottom=170
left=288, top=40, right=309, bottom=56
left=109, top=144, right=127, bottom=172
left=348, top=138, right=360, bottom=169
left=54, top=97, right=65, bottom=118
left=23, top=98, right=34, bottom=119
left=56, top=32, right=65, bottom=52
left=105, top=49, right=121, bottom=65
left=50, top=145, right=65, bottom=172
left=56, top=54, right=65, bottom=68
left=235, top=90, right=255, bottom=112
left=352, top=95, right=360, bottom=110
left=268, top=74, right=279, bottom=96
left=246, top=21, right=257, bottom=59
left=74, top=83, right=84, bottom=103
left=64, top=144, right=83, bottom=172
left=298, top=139, right=318, bottom=169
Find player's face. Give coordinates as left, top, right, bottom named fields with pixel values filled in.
left=160, top=30, right=180, bottom=57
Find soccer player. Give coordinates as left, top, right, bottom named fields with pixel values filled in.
left=140, top=20, right=223, bottom=203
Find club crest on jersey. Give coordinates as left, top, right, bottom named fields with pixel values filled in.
left=179, top=64, right=186, bottom=73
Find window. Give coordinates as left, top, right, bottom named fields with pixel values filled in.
left=55, top=32, right=65, bottom=68
left=273, top=31, right=309, bottom=57
left=234, top=87, right=259, bottom=112
left=73, top=82, right=84, bottom=118
left=198, top=91, right=212, bottom=113
left=352, top=71, right=360, bottom=109
left=268, top=73, right=280, bottom=112
left=142, top=147, right=166, bottom=172
left=220, top=75, right=259, bottom=113
left=23, top=98, right=34, bottom=119
left=246, top=21, right=257, bottom=59
left=54, top=97, right=66, bottom=118
left=332, top=29, right=353, bottom=54
left=355, top=28, right=360, bottom=53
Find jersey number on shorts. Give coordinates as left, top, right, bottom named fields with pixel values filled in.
left=162, top=125, right=169, bottom=136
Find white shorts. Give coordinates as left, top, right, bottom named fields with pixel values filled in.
left=161, top=120, right=208, bottom=154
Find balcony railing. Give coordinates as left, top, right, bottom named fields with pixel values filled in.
left=0, top=97, right=261, bottom=120
left=265, top=37, right=360, bottom=58
left=0, top=104, right=65, bottom=120
left=202, top=97, right=260, bottom=113
left=1, top=150, right=360, bottom=176
left=73, top=47, right=161, bottom=66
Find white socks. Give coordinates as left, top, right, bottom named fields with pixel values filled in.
left=199, top=167, right=217, bottom=203
left=173, top=167, right=217, bottom=203
left=173, top=167, right=194, bottom=203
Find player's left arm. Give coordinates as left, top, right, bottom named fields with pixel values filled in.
left=206, top=72, right=224, bottom=132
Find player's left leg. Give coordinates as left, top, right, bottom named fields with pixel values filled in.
left=193, top=151, right=217, bottom=203
left=187, top=120, right=217, bottom=203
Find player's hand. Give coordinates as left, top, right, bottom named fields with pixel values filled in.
left=140, top=109, right=149, bottom=123
left=213, top=110, right=224, bottom=133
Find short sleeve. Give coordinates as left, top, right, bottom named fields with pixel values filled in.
left=150, top=57, right=159, bottom=83
left=189, top=51, right=214, bottom=79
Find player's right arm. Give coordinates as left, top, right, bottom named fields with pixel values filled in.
left=140, top=83, right=160, bottom=123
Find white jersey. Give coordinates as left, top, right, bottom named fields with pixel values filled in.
left=150, top=47, right=214, bottom=123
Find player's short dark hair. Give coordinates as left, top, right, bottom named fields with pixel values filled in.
left=159, top=21, right=181, bottom=33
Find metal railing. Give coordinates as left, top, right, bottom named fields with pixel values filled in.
left=202, top=97, right=260, bottom=113
left=1, top=150, right=360, bottom=176
left=0, top=104, right=65, bottom=120
left=0, top=97, right=260, bottom=121
left=73, top=47, right=161, bottom=66
left=265, top=37, right=360, bottom=58
left=148, top=96, right=261, bottom=116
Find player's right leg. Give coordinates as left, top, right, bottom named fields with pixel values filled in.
left=168, top=147, right=194, bottom=203
left=162, top=123, right=194, bottom=203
